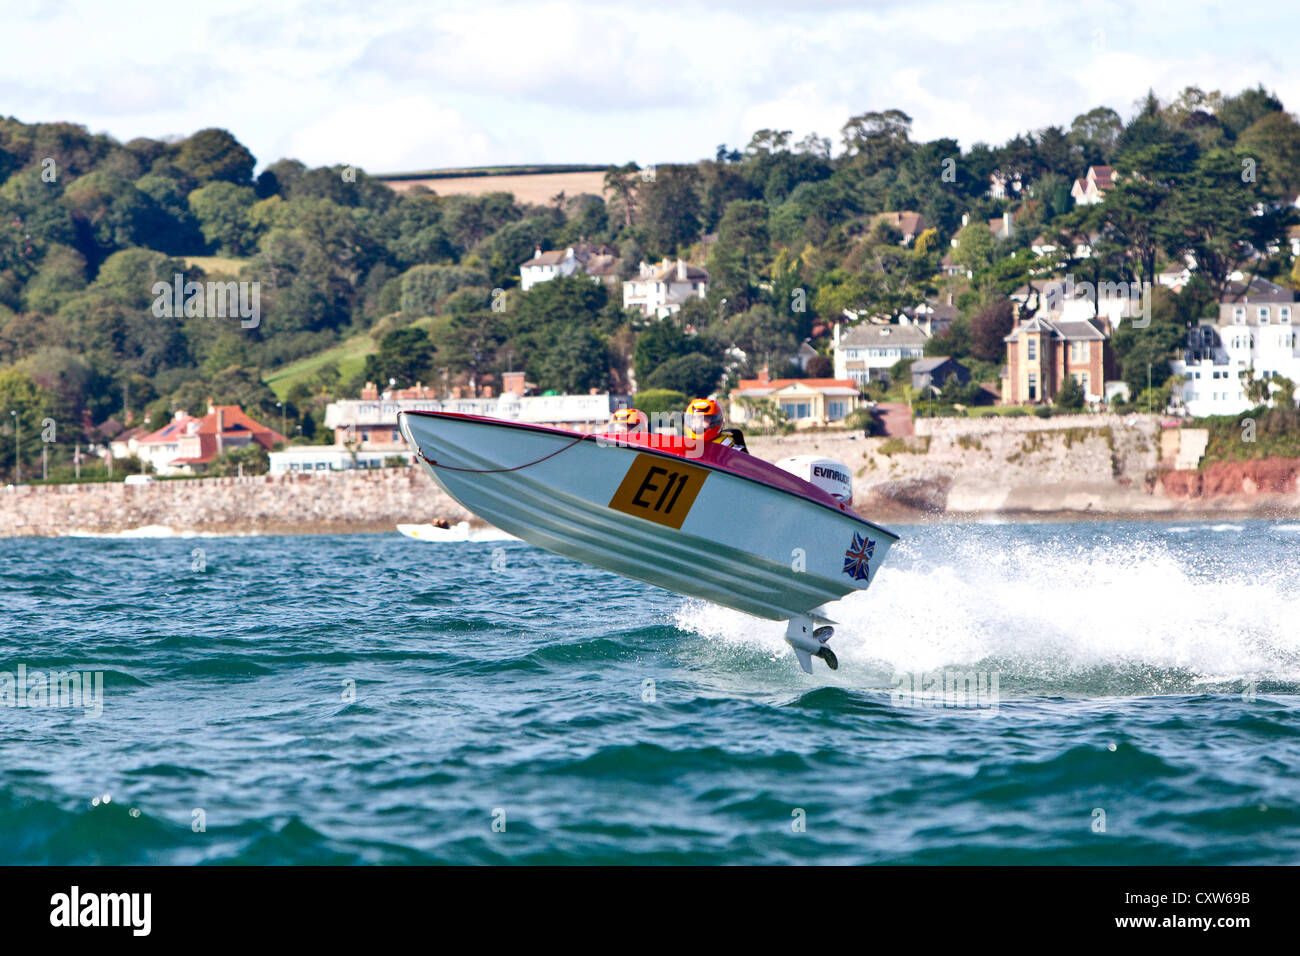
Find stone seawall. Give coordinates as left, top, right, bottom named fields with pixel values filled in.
left=5, top=414, right=1299, bottom=537
left=747, top=414, right=1300, bottom=518
left=0, top=469, right=471, bottom=537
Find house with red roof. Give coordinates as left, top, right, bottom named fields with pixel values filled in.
left=728, top=369, right=864, bottom=429
left=135, top=403, right=287, bottom=475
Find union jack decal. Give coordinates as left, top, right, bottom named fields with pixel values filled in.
left=842, top=532, right=875, bottom=581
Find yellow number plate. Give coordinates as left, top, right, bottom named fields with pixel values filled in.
left=607, top=454, right=709, bottom=529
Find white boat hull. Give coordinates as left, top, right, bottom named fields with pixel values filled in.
left=399, top=412, right=897, bottom=622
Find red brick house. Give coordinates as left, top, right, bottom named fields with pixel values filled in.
left=1000, top=315, right=1118, bottom=405
left=136, top=404, right=287, bottom=475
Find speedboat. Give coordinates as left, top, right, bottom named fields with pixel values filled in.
left=397, top=410, right=898, bottom=672
left=396, top=521, right=517, bottom=543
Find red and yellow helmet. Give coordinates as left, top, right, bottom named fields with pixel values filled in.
left=608, top=407, right=647, bottom=434
left=684, top=398, right=723, bottom=442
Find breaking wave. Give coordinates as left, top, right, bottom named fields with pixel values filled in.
left=676, top=521, right=1300, bottom=694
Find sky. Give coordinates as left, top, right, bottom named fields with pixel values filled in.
left=2, top=0, right=1297, bottom=173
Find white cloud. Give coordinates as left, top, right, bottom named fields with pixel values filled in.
left=286, top=96, right=500, bottom=171
left=0, top=0, right=1295, bottom=171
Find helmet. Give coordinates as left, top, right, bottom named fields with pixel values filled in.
left=608, top=407, right=647, bottom=434
left=684, top=398, right=723, bottom=442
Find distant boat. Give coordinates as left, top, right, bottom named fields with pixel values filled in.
left=395, top=521, right=516, bottom=543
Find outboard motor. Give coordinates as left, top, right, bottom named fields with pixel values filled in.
left=774, top=455, right=853, bottom=507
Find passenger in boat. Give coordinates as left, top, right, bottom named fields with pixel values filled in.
left=606, top=407, right=648, bottom=439
left=683, top=397, right=748, bottom=453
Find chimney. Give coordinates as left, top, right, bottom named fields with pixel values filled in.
left=534, top=247, right=542, bottom=260
left=677, top=258, right=687, bottom=281
left=758, top=366, right=770, bottom=385
left=961, top=212, right=970, bottom=227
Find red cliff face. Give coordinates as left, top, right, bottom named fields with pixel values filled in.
left=1161, top=457, right=1300, bottom=499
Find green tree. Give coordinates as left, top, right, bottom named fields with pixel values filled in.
left=399, top=264, right=488, bottom=316
left=534, top=328, right=609, bottom=393
left=208, top=441, right=270, bottom=476
left=640, top=165, right=703, bottom=256
left=1237, top=111, right=1300, bottom=201
left=603, top=162, right=641, bottom=230
left=970, top=299, right=1015, bottom=362
left=362, top=327, right=436, bottom=388
left=951, top=219, right=997, bottom=274
left=633, top=320, right=713, bottom=386
left=188, top=182, right=258, bottom=255
left=840, top=109, right=914, bottom=173
left=1055, top=373, right=1085, bottom=409
left=1159, top=148, right=1276, bottom=298
left=0, top=367, right=55, bottom=479
left=643, top=352, right=723, bottom=397
left=174, top=128, right=256, bottom=185
left=1218, top=86, right=1284, bottom=140
left=708, top=199, right=769, bottom=307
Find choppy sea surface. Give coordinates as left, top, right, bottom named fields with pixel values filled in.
left=1, top=520, right=1298, bottom=864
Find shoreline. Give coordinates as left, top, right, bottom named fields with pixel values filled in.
left=5, top=414, right=1299, bottom=539
left=13, top=501, right=1300, bottom=540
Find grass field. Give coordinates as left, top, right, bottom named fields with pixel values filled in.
left=266, top=334, right=374, bottom=400
left=381, top=170, right=608, bottom=205
left=264, top=315, right=454, bottom=400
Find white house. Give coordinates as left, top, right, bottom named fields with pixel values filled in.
left=1171, top=280, right=1300, bottom=417
left=729, top=370, right=863, bottom=428
left=622, top=258, right=708, bottom=318
left=832, top=321, right=929, bottom=386
left=1070, top=165, right=1115, bottom=205
left=519, top=245, right=619, bottom=291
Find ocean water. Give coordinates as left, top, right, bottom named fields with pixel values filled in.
left=1, top=520, right=1298, bottom=865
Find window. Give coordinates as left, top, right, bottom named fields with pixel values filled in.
left=781, top=402, right=811, bottom=420
left=1259, top=307, right=1270, bottom=324
left=1234, top=307, right=1246, bottom=324
left=1028, top=373, right=1038, bottom=401
left=1027, top=338, right=1037, bottom=360
left=1282, top=307, right=1292, bottom=324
